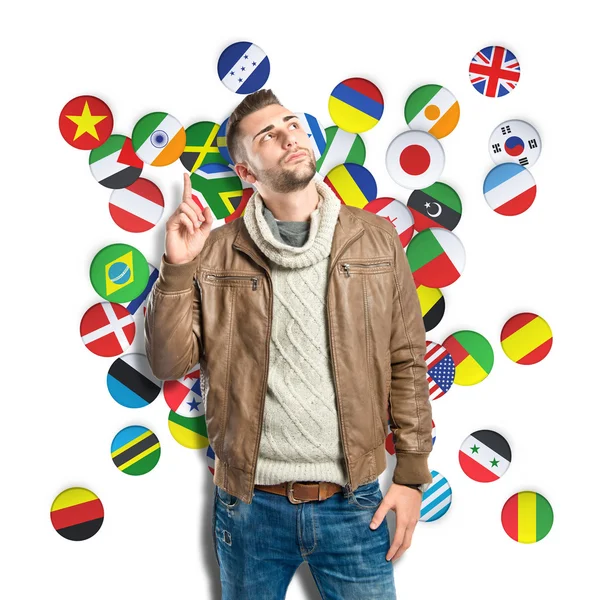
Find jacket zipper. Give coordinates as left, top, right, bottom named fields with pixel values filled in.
left=342, top=261, right=392, bottom=277
left=205, top=273, right=260, bottom=290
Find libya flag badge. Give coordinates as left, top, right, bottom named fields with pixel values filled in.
left=90, top=243, right=149, bottom=303
left=404, top=84, right=460, bottom=139
left=190, top=164, right=244, bottom=220
left=501, top=491, right=553, bottom=543
left=50, top=487, right=104, bottom=541
left=111, top=425, right=161, bottom=475
left=442, top=330, right=494, bottom=385
left=408, top=182, right=462, bottom=232
left=501, top=312, right=553, bottom=364
left=132, top=112, right=186, bottom=166
left=59, top=95, right=114, bottom=150
left=89, top=134, right=143, bottom=189
left=459, top=429, right=511, bottom=482
left=180, top=121, right=228, bottom=173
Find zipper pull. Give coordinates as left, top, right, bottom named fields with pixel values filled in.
left=343, top=264, right=350, bottom=278
left=252, top=277, right=258, bottom=290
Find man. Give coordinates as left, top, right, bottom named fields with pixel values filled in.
left=145, top=88, right=433, bottom=599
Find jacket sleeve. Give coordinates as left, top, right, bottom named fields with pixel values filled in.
left=144, top=252, right=203, bottom=381
left=387, top=224, right=433, bottom=486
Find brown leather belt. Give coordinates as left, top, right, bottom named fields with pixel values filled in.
left=254, top=481, right=344, bottom=504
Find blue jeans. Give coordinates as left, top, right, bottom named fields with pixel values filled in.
left=212, top=479, right=396, bottom=599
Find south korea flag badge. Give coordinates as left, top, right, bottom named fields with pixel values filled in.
left=489, top=119, right=541, bottom=169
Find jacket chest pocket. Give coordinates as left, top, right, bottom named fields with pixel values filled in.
left=338, top=260, right=393, bottom=277
left=203, top=272, right=262, bottom=290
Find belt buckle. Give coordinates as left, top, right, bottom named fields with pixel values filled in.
left=286, top=481, right=304, bottom=504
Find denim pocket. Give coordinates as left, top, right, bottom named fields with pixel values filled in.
left=348, top=480, right=383, bottom=510
left=216, top=485, right=240, bottom=509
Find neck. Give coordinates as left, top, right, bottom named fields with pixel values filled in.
left=257, top=180, right=320, bottom=222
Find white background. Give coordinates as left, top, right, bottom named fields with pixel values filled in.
left=3, top=0, right=598, bottom=598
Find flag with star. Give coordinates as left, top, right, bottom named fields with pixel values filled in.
left=180, top=121, right=228, bottom=172
left=190, top=164, right=244, bottom=220
left=459, top=429, right=512, bottom=482
left=163, top=367, right=206, bottom=417
left=59, top=95, right=114, bottom=150
left=407, top=183, right=462, bottom=232
left=217, top=41, right=270, bottom=94
left=425, top=341, right=455, bottom=400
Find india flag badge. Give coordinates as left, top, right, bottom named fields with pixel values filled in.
left=404, top=84, right=460, bottom=139
left=132, top=112, right=186, bottom=166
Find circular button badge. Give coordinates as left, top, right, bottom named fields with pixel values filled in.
left=489, top=119, right=541, bottom=168
left=442, top=330, right=494, bottom=386
left=425, top=340, right=455, bottom=400
left=111, top=425, right=161, bottom=475
left=168, top=411, right=208, bottom=450
left=80, top=302, right=136, bottom=357
left=163, top=367, right=205, bottom=417
left=59, top=95, right=113, bottom=150
left=404, top=84, right=460, bottom=139
left=316, top=126, right=366, bottom=176
left=419, top=470, right=451, bottom=522
left=408, top=182, right=462, bottom=232
left=50, top=487, right=104, bottom=541
left=469, top=45, right=520, bottom=97
left=132, top=112, right=186, bottom=166
left=217, top=41, right=270, bottom=94
left=107, top=352, right=162, bottom=409
left=109, top=178, right=164, bottom=233
left=417, top=284, right=445, bottom=332
left=295, top=112, right=327, bottom=164
left=190, top=164, right=243, bottom=221
left=386, top=130, right=445, bottom=190
left=328, top=77, right=384, bottom=133
left=501, top=491, right=553, bottom=543
left=483, top=163, right=537, bottom=216
left=180, top=121, right=228, bottom=172
left=363, top=197, right=414, bottom=247
left=89, top=134, right=143, bottom=189
left=459, top=430, right=512, bottom=482
left=501, top=312, right=553, bottom=364
left=324, top=163, right=377, bottom=206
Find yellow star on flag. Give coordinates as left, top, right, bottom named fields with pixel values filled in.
left=66, top=101, right=108, bottom=141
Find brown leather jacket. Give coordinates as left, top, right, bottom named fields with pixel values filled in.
left=144, top=202, right=433, bottom=504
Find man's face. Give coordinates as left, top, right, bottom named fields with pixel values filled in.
left=238, top=104, right=317, bottom=193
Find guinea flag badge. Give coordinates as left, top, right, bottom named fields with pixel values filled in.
left=386, top=130, right=445, bottom=190
left=89, top=134, right=143, bottom=189
left=80, top=302, right=136, bottom=357
left=501, top=491, right=553, bottom=543
left=59, top=95, right=113, bottom=150
left=501, top=312, right=553, bottom=364
left=404, top=84, right=460, bottom=139
left=132, top=112, right=186, bottom=166
left=50, top=487, right=104, bottom=541
left=109, top=178, right=164, bottom=233
left=442, top=330, right=494, bottom=385
left=459, top=429, right=511, bottom=482
left=408, top=182, right=462, bottom=232
left=111, top=425, right=161, bottom=475
left=483, top=162, right=537, bottom=216
left=363, top=197, right=414, bottom=247
left=328, top=77, right=384, bottom=134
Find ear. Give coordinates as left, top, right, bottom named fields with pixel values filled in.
left=235, top=163, right=257, bottom=185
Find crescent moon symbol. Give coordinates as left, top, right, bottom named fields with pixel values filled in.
left=426, top=202, right=442, bottom=218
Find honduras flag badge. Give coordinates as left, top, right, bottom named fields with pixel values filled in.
left=217, top=41, right=270, bottom=94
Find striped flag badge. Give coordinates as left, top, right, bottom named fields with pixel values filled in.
left=89, top=243, right=150, bottom=303
left=216, top=116, right=233, bottom=166
left=328, top=77, right=384, bottom=134
left=501, top=312, right=553, bottom=364
left=408, top=182, right=462, bottom=232
left=163, top=368, right=205, bottom=417
left=469, top=45, right=520, bottom=97
left=217, top=41, right=270, bottom=94
left=110, top=425, right=161, bottom=475
left=501, top=491, right=554, bottom=543
left=363, top=197, right=414, bottom=247
left=132, top=112, right=186, bottom=166
left=80, top=302, right=136, bottom=357
left=406, top=227, right=465, bottom=288
left=483, top=163, right=537, bottom=216
left=59, top=95, right=113, bottom=150
left=89, top=134, right=143, bottom=189
left=404, top=84, right=460, bottom=139
left=206, top=444, right=216, bottom=476
left=442, top=330, right=494, bottom=386
left=180, top=121, right=228, bottom=172
left=126, top=262, right=158, bottom=318
left=168, top=410, right=209, bottom=450
left=425, top=341, right=455, bottom=400
left=50, top=487, right=104, bottom=541
left=385, top=418, right=436, bottom=456
left=106, top=352, right=162, bottom=409
left=324, top=163, right=377, bottom=207
left=489, top=119, right=542, bottom=169
left=459, top=429, right=512, bottom=482
left=316, top=126, right=366, bottom=176
left=109, top=178, right=164, bottom=233
left=386, top=130, right=445, bottom=190
left=294, top=112, right=327, bottom=163
left=419, top=470, right=452, bottom=522
left=191, top=163, right=244, bottom=220
left=417, top=284, right=445, bottom=332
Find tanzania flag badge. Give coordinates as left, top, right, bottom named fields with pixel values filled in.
left=405, top=84, right=460, bottom=139
left=80, top=302, right=136, bottom=357
left=90, top=243, right=149, bottom=303
left=324, top=163, right=377, bottom=208
left=501, top=312, right=553, bottom=364
left=59, top=95, right=113, bottom=150
left=408, top=182, right=462, bottom=232
left=111, top=425, right=161, bottom=475
left=442, top=330, right=494, bottom=385
left=316, top=126, right=366, bottom=176
left=180, top=121, right=227, bottom=173
left=106, top=352, right=162, bottom=409
left=50, top=487, right=104, bottom=541
left=459, top=429, right=511, bottom=482
left=416, top=284, right=445, bottom=332
left=132, top=112, right=186, bottom=166
left=328, top=77, right=384, bottom=134
left=89, top=134, right=143, bottom=189
left=501, top=491, right=553, bottom=543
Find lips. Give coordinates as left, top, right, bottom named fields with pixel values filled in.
left=286, top=152, right=306, bottom=162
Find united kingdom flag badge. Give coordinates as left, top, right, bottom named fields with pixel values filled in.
left=469, top=45, right=520, bottom=97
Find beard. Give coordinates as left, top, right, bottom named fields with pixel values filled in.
left=250, top=149, right=317, bottom=194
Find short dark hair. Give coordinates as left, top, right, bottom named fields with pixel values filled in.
left=226, top=88, right=282, bottom=165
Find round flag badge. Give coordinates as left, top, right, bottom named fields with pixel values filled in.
left=295, top=112, right=327, bottom=164
left=207, top=444, right=216, bottom=475
left=126, top=262, right=158, bottom=318
left=217, top=41, right=270, bottom=94
left=459, top=430, right=511, bottom=482
left=386, top=130, right=445, bottom=190
left=316, top=126, right=366, bottom=176
left=324, top=163, right=377, bottom=207
left=404, top=85, right=460, bottom=139
left=328, top=77, right=384, bottom=134
left=489, top=119, right=541, bottom=168
left=406, top=227, right=465, bottom=288
left=109, top=178, right=164, bottom=233
left=217, top=116, right=233, bottom=166
left=89, top=134, right=143, bottom=189
left=442, top=330, right=494, bottom=386
left=59, top=95, right=113, bottom=150
left=111, top=425, right=161, bottom=475
left=425, top=341, right=455, bottom=400
left=469, top=46, right=521, bottom=97
left=168, top=411, right=209, bottom=450
left=363, top=197, right=414, bottom=247
left=163, top=367, right=205, bottom=418
left=80, top=302, right=136, bottom=357
left=107, top=353, right=162, bottom=409
left=90, top=243, right=150, bottom=303
left=191, top=164, right=244, bottom=220
left=50, top=487, right=104, bottom=541
left=408, top=182, right=462, bottom=232
left=132, top=112, right=186, bottom=166
left=420, top=470, right=451, bottom=522
left=483, top=163, right=536, bottom=216
left=180, top=121, right=228, bottom=173
left=501, top=312, right=553, bottom=364
left=501, top=491, right=553, bottom=543
left=417, top=284, right=445, bottom=332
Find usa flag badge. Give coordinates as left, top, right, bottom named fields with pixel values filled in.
left=425, top=341, right=455, bottom=400
left=469, top=45, right=520, bottom=97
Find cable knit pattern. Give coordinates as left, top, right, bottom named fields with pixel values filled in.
left=243, top=178, right=348, bottom=485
